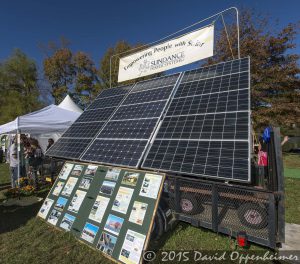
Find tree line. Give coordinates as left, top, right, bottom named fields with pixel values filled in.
left=0, top=10, right=299, bottom=129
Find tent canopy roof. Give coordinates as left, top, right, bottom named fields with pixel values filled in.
left=0, top=104, right=81, bottom=134
left=58, top=95, right=83, bottom=113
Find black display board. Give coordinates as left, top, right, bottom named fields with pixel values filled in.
left=37, top=162, right=165, bottom=264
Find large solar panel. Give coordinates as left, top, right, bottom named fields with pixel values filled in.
left=46, top=85, right=133, bottom=159
left=142, top=57, right=251, bottom=182
left=80, top=73, right=181, bottom=167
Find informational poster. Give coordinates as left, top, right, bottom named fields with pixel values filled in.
left=84, top=165, right=98, bottom=177
left=53, top=181, right=65, bottom=196
left=100, top=181, right=116, bottom=196
left=60, top=213, right=76, bottom=231
left=58, top=163, right=74, bottom=180
left=105, top=168, right=121, bottom=181
left=96, top=231, right=117, bottom=256
left=89, top=195, right=110, bottom=223
left=38, top=162, right=165, bottom=264
left=81, top=222, right=99, bottom=243
left=129, top=201, right=148, bottom=225
left=79, top=176, right=93, bottom=190
left=112, top=187, right=134, bottom=214
left=119, top=230, right=146, bottom=264
left=38, top=198, right=54, bottom=219
left=71, top=164, right=84, bottom=176
left=61, top=177, right=78, bottom=196
left=139, top=173, right=163, bottom=199
left=104, top=214, right=124, bottom=236
left=121, top=172, right=140, bottom=186
left=54, top=197, right=68, bottom=211
left=47, top=209, right=61, bottom=225
left=68, top=190, right=86, bottom=213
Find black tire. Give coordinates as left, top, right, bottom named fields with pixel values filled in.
left=151, top=208, right=164, bottom=241
left=179, top=193, right=204, bottom=215
left=237, top=203, right=268, bottom=229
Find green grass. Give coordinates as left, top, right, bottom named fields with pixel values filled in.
left=0, top=163, right=10, bottom=185
left=283, top=154, right=300, bottom=179
left=285, top=177, right=300, bottom=224
left=283, top=154, right=300, bottom=169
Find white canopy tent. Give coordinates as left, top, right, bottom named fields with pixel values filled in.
left=0, top=95, right=82, bottom=151
left=0, top=95, right=82, bottom=186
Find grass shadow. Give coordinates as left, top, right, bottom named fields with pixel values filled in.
left=0, top=190, right=48, bottom=235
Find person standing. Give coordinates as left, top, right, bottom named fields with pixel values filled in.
left=8, top=138, right=19, bottom=188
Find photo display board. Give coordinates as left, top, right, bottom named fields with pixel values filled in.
left=38, top=161, right=165, bottom=264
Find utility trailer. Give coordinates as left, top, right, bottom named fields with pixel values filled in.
left=152, top=127, right=285, bottom=249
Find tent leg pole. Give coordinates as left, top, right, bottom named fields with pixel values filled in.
left=17, top=130, right=20, bottom=189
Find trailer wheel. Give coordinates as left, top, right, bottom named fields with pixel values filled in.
left=237, top=203, right=267, bottom=229
left=151, top=208, right=164, bottom=241
left=180, top=193, right=203, bottom=215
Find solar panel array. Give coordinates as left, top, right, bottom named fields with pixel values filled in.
left=142, top=57, right=250, bottom=181
left=47, top=57, right=251, bottom=182
left=46, top=85, right=132, bottom=159
left=80, top=74, right=181, bottom=167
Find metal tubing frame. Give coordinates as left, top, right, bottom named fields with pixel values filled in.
left=109, top=6, right=240, bottom=88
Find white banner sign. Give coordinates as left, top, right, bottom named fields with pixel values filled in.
left=118, top=25, right=214, bottom=83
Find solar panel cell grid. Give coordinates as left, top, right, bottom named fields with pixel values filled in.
left=175, top=71, right=249, bottom=98
left=111, top=100, right=166, bottom=120
left=87, top=95, right=125, bottom=110
left=76, top=107, right=116, bottom=122
left=97, top=119, right=157, bottom=139
left=123, top=86, right=173, bottom=105
left=81, top=73, right=181, bottom=167
left=142, top=57, right=250, bottom=182
left=167, top=89, right=249, bottom=116
left=62, top=122, right=105, bottom=138
left=82, top=139, right=147, bottom=167
left=132, top=74, right=180, bottom=92
left=46, top=138, right=91, bottom=159
left=94, top=85, right=132, bottom=99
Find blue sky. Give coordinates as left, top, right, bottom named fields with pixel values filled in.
left=0, top=0, right=299, bottom=72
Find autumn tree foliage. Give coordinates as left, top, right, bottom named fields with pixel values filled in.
left=43, top=44, right=98, bottom=106
left=209, top=9, right=300, bottom=128
left=0, top=49, right=41, bottom=123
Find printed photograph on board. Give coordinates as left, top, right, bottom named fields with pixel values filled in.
left=129, top=201, right=148, bottom=225
left=60, top=213, right=76, bottom=231
left=112, top=187, right=134, bottom=214
left=121, top=172, right=140, bottom=186
left=54, top=196, right=68, bottom=211
left=99, top=181, right=116, bottom=196
left=89, top=195, right=110, bottom=223
left=38, top=198, right=54, bottom=219
left=71, top=164, right=84, bottom=176
left=61, top=177, right=78, bottom=197
left=52, top=181, right=65, bottom=196
left=68, top=190, right=87, bottom=213
left=119, top=230, right=146, bottom=264
left=84, top=164, right=98, bottom=177
left=96, top=232, right=117, bottom=256
left=79, top=176, right=93, bottom=190
left=47, top=209, right=62, bottom=226
left=81, top=222, right=99, bottom=243
left=139, top=173, right=163, bottom=199
left=105, top=168, right=121, bottom=181
left=104, top=214, right=124, bottom=236
left=58, top=163, right=74, bottom=180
